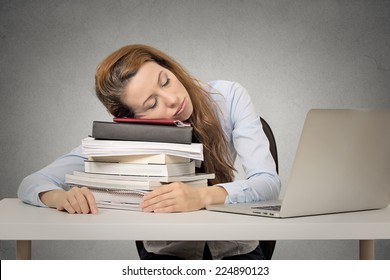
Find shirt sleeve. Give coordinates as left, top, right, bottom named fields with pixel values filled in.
left=214, top=81, right=281, bottom=203
left=17, top=145, right=86, bottom=207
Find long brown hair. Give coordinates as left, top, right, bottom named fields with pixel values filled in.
left=95, top=44, right=234, bottom=185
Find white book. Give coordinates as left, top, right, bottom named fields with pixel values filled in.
left=84, top=160, right=196, bottom=177
left=89, top=188, right=147, bottom=204
left=70, top=177, right=208, bottom=212
left=66, top=173, right=209, bottom=190
left=96, top=201, right=142, bottom=211
left=88, top=154, right=191, bottom=164
left=65, top=174, right=162, bottom=190
left=72, top=171, right=215, bottom=183
left=68, top=185, right=147, bottom=211
left=81, top=137, right=204, bottom=161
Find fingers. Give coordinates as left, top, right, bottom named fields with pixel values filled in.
left=140, top=183, right=202, bottom=213
left=62, top=187, right=98, bottom=214
left=140, top=185, right=176, bottom=212
left=142, top=185, right=173, bottom=203
left=79, top=187, right=98, bottom=214
left=84, top=189, right=98, bottom=214
left=143, top=199, right=177, bottom=213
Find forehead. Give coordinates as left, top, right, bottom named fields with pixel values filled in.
left=123, top=62, right=164, bottom=106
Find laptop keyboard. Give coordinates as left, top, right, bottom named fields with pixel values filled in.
left=251, top=205, right=281, bottom=211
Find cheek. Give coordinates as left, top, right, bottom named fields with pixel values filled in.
left=183, top=98, right=194, bottom=120
left=179, top=86, right=193, bottom=116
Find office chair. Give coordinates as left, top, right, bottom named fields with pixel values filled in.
left=257, top=117, right=278, bottom=260
left=136, top=117, right=279, bottom=260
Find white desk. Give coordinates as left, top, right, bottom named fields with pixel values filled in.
left=1, top=198, right=390, bottom=260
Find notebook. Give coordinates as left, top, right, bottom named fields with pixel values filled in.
left=207, top=109, right=390, bottom=218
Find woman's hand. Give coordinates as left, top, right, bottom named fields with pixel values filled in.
left=140, top=182, right=228, bottom=213
left=39, top=187, right=98, bottom=214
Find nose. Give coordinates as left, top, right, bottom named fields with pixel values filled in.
left=160, top=91, right=179, bottom=108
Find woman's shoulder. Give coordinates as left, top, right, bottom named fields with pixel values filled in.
left=207, top=80, right=251, bottom=105
left=207, top=80, right=238, bottom=94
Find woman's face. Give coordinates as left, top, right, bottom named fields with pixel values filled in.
left=122, top=62, right=193, bottom=121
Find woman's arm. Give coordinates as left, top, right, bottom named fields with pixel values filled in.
left=215, top=81, right=281, bottom=203
left=17, top=146, right=98, bottom=214
left=39, top=187, right=97, bottom=214
left=140, top=183, right=227, bottom=212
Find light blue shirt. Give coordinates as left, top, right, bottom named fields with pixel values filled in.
left=18, top=80, right=281, bottom=259
left=207, top=80, right=280, bottom=203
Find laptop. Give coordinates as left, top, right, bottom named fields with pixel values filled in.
left=207, top=109, right=390, bottom=218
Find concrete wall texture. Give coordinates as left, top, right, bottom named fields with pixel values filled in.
left=1, top=0, right=389, bottom=259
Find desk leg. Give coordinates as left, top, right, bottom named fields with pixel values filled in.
left=359, top=240, right=375, bottom=260
left=16, top=240, right=31, bottom=260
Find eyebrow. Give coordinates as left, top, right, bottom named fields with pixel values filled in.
left=141, top=70, right=163, bottom=108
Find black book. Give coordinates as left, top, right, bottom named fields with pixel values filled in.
left=91, top=121, right=193, bottom=144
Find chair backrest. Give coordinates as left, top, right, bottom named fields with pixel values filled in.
left=259, top=117, right=278, bottom=260
left=260, top=117, right=279, bottom=174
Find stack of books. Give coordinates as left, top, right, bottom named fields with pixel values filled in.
left=65, top=119, right=214, bottom=211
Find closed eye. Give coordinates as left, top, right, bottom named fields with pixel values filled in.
left=162, top=78, right=170, bottom=87
left=148, top=96, right=158, bottom=109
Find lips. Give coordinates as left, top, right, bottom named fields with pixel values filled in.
left=174, top=98, right=186, bottom=118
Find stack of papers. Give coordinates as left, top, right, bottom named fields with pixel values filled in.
left=81, top=137, right=204, bottom=161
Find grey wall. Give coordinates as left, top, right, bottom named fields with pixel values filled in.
left=1, top=0, right=389, bottom=260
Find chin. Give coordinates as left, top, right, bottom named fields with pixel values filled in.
left=181, top=112, right=192, bottom=122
